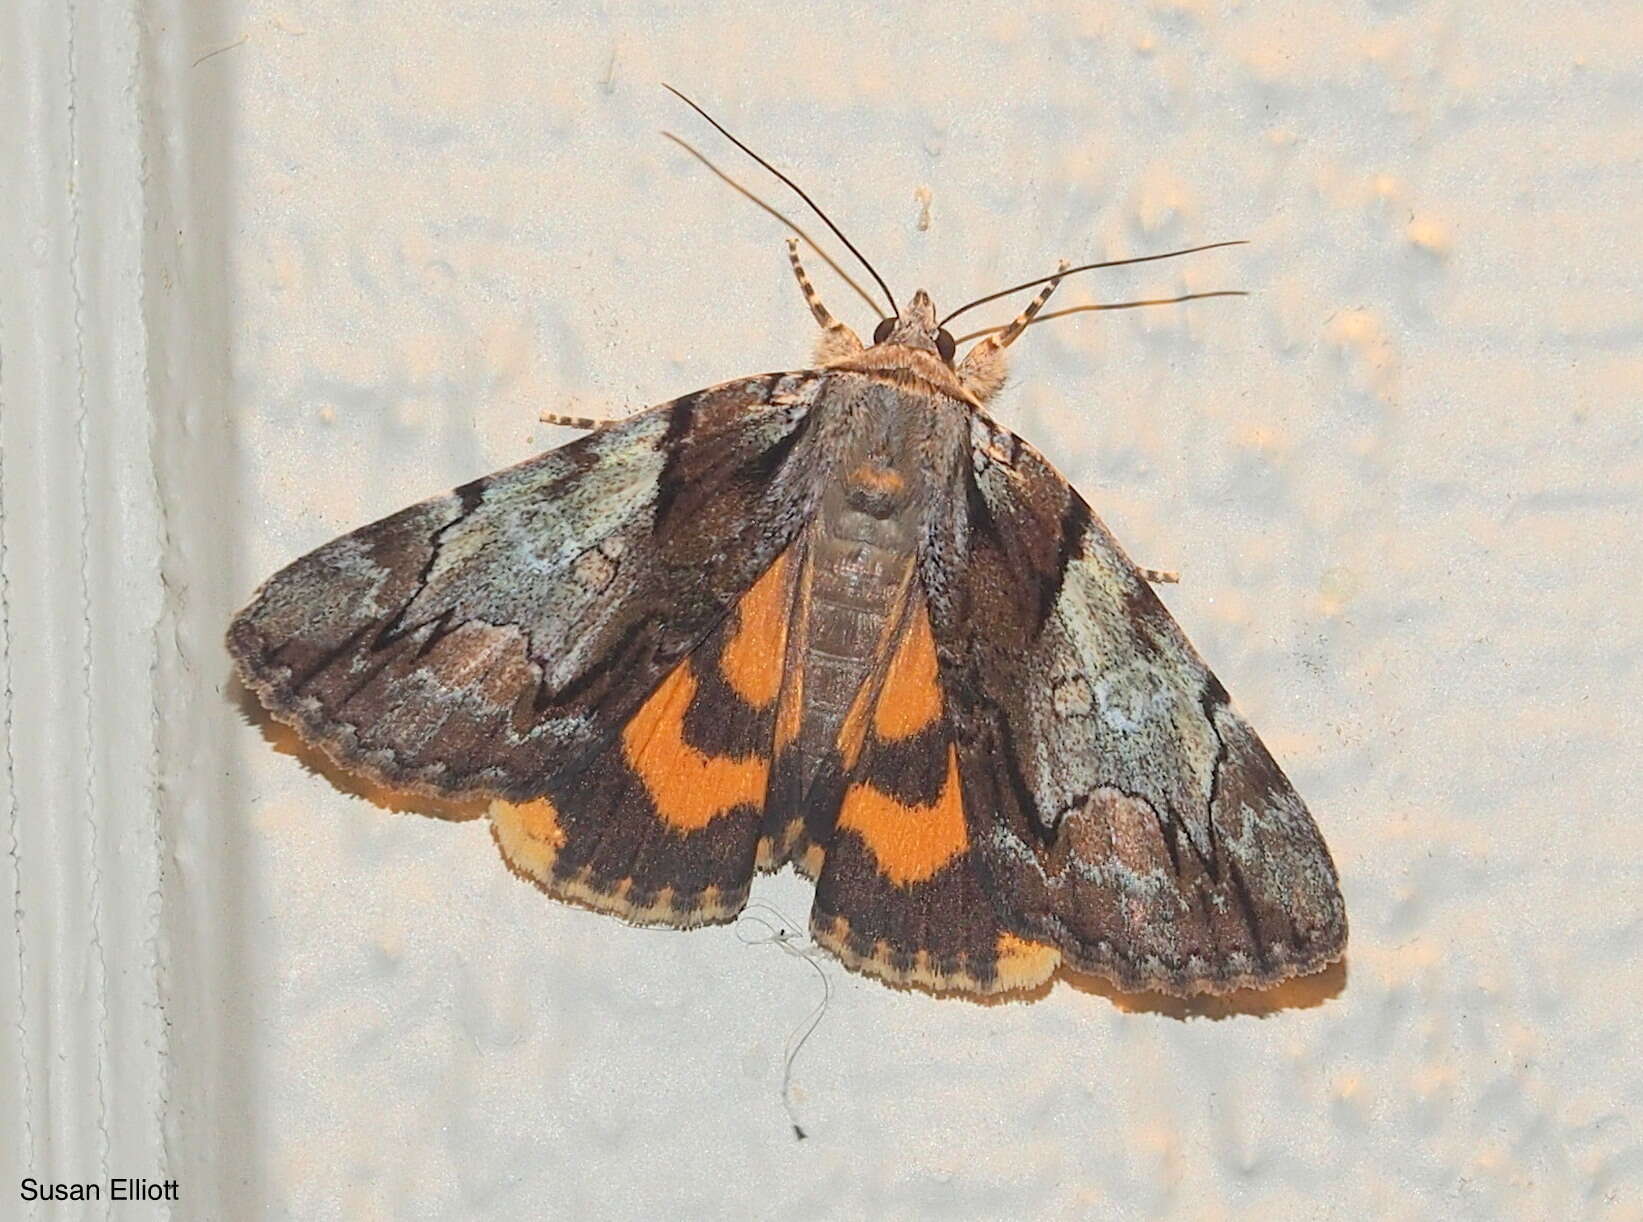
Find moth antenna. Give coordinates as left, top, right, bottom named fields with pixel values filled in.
left=951, top=291, right=1249, bottom=344
left=664, top=83, right=899, bottom=320
left=938, top=240, right=1247, bottom=328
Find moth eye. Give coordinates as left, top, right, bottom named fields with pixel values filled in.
left=872, top=318, right=895, bottom=344
left=935, top=328, right=957, bottom=363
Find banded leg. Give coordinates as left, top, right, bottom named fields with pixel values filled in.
left=540, top=410, right=623, bottom=430
left=957, top=261, right=1068, bottom=404
left=788, top=239, right=865, bottom=363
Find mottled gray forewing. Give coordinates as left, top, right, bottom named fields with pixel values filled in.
left=229, top=372, right=827, bottom=800
left=922, top=411, right=1346, bottom=995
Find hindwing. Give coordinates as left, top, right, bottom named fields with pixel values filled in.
left=804, top=583, right=1062, bottom=994
left=491, top=541, right=806, bottom=925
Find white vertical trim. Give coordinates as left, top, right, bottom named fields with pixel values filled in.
left=142, top=1, right=266, bottom=1217
left=2, top=0, right=170, bottom=1212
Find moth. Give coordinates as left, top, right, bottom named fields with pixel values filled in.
left=229, top=92, right=1346, bottom=997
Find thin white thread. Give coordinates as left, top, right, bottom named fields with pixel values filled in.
left=736, top=901, right=831, bottom=1140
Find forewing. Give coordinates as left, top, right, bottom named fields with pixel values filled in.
left=922, top=412, right=1347, bottom=995
left=229, top=371, right=828, bottom=801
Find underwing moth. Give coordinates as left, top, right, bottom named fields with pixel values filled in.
left=228, top=95, right=1346, bottom=997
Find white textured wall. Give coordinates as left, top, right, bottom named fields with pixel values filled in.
left=5, top=1, right=1641, bottom=1218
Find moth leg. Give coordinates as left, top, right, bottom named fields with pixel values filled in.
left=787, top=238, right=865, bottom=364
left=956, top=261, right=1068, bottom=405
left=1140, top=567, right=1180, bottom=585
left=539, top=410, right=621, bottom=430
left=786, top=238, right=845, bottom=331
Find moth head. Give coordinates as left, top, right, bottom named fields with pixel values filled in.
left=871, top=291, right=958, bottom=366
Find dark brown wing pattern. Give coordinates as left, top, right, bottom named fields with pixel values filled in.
left=229, top=372, right=826, bottom=804
left=920, top=411, right=1347, bottom=996
left=802, top=585, right=1063, bottom=994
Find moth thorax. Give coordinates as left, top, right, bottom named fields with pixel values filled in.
left=843, top=461, right=910, bottom=519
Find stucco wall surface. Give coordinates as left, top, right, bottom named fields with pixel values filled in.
left=4, top=1, right=1640, bottom=1219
